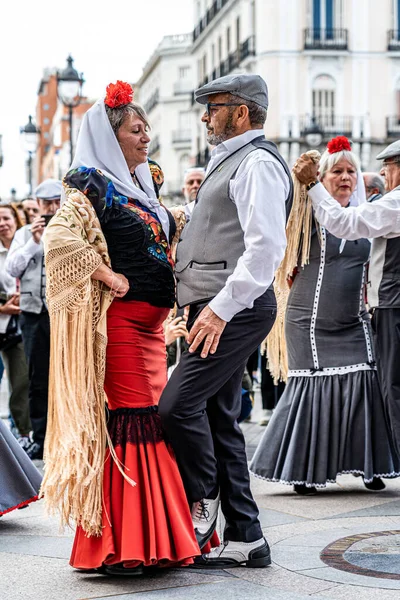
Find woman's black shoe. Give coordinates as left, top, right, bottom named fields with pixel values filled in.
left=101, top=563, right=144, bottom=577
left=293, top=484, right=317, bottom=496
left=363, top=477, right=386, bottom=491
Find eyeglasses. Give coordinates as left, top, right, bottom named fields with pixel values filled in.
left=205, top=102, right=242, bottom=115
left=382, top=159, right=400, bottom=166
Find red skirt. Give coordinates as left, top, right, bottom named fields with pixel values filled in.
left=70, top=300, right=204, bottom=569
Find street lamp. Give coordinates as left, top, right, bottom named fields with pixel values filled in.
left=20, top=115, right=40, bottom=195
left=304, top=115, right=323, bottom=147
left=57, top=55, right=84, bottom=165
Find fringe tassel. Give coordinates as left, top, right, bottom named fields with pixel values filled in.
left=266, top=150, right=321, bottom=384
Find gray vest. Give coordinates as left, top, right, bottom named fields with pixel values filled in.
left=18, top=226, right=46, bottom=314
left=176, top=136, right=293, bottom=307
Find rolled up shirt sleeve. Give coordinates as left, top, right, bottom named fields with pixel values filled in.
left=309, top=183, right=400, bottom=239
left=209, top=158, right=288, bottom=322
left=6, top=230, right=42, bottom=279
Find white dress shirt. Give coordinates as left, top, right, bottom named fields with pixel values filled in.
left=5, top=226, right=42, bottom=279
left=203, top=129, right=288, bottom=322
left=0, top=241, right=17, bottom=334
left=308, top=183, right=400, bottom=240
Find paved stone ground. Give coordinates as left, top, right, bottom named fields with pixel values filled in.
left=1, top=379, right=400, bottom=599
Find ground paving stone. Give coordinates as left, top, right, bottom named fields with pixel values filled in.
left=2, top=391, right=400, bottom=599
left=90, top=579, right=316, bottom=600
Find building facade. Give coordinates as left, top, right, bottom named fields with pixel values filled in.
left=190, top=0, right=400, bottom=170
left=35, top=69, right=93, bottom=185
left=134, top=34, right=195, bottom=200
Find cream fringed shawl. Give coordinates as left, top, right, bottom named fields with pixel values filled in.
left=40, top=188, right=117, bottom=537
left=264, top=150, right=321, bottom=384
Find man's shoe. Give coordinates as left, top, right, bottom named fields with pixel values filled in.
left=18, top=436, right=32, bottom=452
left=191, top=494, right=219, bottom=549
left=293, top=484, right=317, bottom=496
left=25, top=442, right=43, bottom=460
left=193, top=538, right=271, bottom=568
left=101, top=563, right=144, bottom=577
left=363, top=477, right=386, bottom=491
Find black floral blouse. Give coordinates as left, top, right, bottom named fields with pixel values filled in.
left=64, top=161, right=176, bottom=308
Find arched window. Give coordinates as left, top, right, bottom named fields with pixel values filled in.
left=312, top=75, right=336, bottom=128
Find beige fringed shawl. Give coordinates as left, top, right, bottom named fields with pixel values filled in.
left=40, top=187, right=114, bottom=537
left=265, top=150, right=321, bottom=384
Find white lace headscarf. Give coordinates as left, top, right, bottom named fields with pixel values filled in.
left=67, top=99, right=170, bottom=239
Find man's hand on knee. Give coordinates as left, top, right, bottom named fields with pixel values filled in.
left=188, top=306, right=227, bottom=358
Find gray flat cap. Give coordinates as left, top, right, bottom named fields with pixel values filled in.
left=195, top=74, right=268, bottom=109
left=34, top=178, right=62, bottom=200
left=376, top=140, right=400, bottom=161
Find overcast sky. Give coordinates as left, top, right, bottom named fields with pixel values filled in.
left=0, top=0, right=193, bottom=198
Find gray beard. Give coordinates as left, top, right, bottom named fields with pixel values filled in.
left=207, top=131, right=230, bottom=145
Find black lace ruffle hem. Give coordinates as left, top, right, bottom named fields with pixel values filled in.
left=107, top=405, right=165, bottom=446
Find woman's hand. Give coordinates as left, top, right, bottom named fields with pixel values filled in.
left=164, top=316, right=189, bottom=346
left=293, top=154, right=319, bottom=185
left=109, top=273, right=129, bottom=298
left=0, top=295, right=21, bottom=315
left=91, top=264, right=129, bottom=298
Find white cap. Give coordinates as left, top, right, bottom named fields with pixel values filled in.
left=34, top=178, right=62, bottom=200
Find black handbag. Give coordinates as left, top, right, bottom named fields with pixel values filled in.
left=0, top=315, right=22, bottom=352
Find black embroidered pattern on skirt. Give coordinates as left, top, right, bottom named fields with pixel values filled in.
left=107, top=406, right=165, bottom=446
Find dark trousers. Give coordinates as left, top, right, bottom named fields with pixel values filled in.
left=372, top=308, right=400, bottom=457
left=260, top=353, right=286, bottom=410
left=159, top=302, right=276, bottom=543
left=20, top=310, right=50, bottom=447
left=1, top=342, right=30, bottom=436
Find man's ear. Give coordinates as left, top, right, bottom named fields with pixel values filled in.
left=237, top=104, right=250, bottom=124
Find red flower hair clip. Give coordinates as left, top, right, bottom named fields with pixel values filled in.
left=104, top=80, right=133, bottom=108
left=327, top=136, right=351, bottom=154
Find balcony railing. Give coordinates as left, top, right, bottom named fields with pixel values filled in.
left=193, top=0, right=230, bottom=42
left=172, top=130, right=191, bottom=144
left=149, top=136, right=160, bottom=156
left=241, top=35, right=256, bottom=61
left=300, top=115, right=353, bottom=138
left=173, top=80, right=193, bottom=95
left=144, top=89, right=159, bottom=114
left=196, top=147, right=210, bottom=168
left=386, top=116, right=400, bottom=138
left=388, top=30, right=400, bottom=51
left=304, top=28, right=348, bottom=51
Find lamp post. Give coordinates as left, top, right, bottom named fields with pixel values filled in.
left=57, top=55, right=84, bottom=165
left=20, top=115, right=40, bottom=195
left=0, top=134, right=3, bottom=168
left=304, top=115, right=323, bottom=148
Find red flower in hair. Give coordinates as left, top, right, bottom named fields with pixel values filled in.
left=104, top=80, right=133, bottom=108
left=327, top=136, right=352, bottom=154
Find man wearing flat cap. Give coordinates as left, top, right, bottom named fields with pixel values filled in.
left=6, top=178, right=62, bottom=460
left=159, top=74, right=293, bottom=567
left=294, top=140, right=400, bottom=460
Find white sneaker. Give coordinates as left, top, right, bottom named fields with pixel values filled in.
left=191, top=494, right=219, bottom=549
left=259, top=409, right=273, bottom=426
left=193, top=537, right=271, bottom=568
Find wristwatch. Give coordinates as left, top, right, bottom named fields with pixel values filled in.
left=306, top=181, right=318, bottom=191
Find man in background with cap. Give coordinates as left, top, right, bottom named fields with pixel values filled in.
left=159, top=74, right=293, bottom=568
left=294, top=140, right=400, bottom=461
left=6, top=178, right=62, bottom=460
